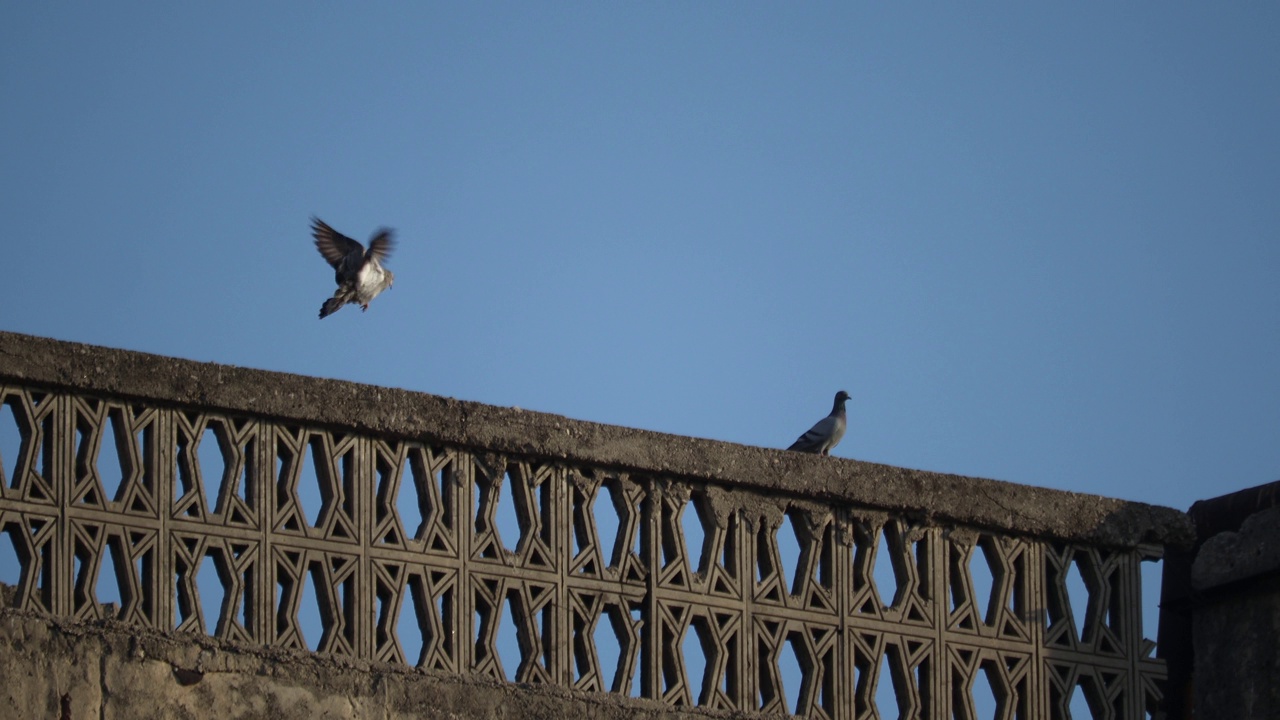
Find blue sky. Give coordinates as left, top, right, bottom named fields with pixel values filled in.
left=4, top=3, right=1276, bottom=509
left=2, top=2, right=1278, bottom=712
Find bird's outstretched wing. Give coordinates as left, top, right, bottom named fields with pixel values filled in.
left=364, top=229, right=395, bottom=262
left=312, top=218, right=366, bottom=269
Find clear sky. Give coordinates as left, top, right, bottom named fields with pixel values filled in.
left=2, top=3, right=1278, bottom=712
left=5, top=2, right=1277, bottom=509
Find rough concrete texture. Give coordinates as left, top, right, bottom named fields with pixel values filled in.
left=0, top=608, right=774, bottom=720
left=1191, top=504, right=1280, bottom=591
left=1191, top=574, right=1280, bottom=720
left=0, top=330, right=1193, bottom=549
left=1183, top=498, right=1280, bottom=720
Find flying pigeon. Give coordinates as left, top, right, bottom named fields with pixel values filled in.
left=312, top=217, right=396, bottom=319
left=787, top=390, right=851, bottom=456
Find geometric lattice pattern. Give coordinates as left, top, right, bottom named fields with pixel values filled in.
left=0, top=383, right=1168, bottom=719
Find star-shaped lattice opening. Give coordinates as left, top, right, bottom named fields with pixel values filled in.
left=569, top=590, right=603, bottom=689
left=950, top=652, right=1031, bottom=720
left=776, top=631, right=802, bottom=715
left=756, top=510, right=824, bottom=607
left=373, top=442, right=456, bottom=554
left=792, top=626, right=837, bottom=718
left=171, top=417, right=230, bottom=515
left=589, top=598, right=643, bottom=696
left=71, top=402, right=132, bottom=508
left=309, top=554, right=357, bottom=655
left=512, top=583, right=555, bottom=683
left=110, top=414, right=137, bottom=503
left=69, top=522, right=151, bottom=625
left=375, top=562, right=455, bottom=670
left=790, top=510, right=836, bottom=612
left=172, top=536, right=255, bottom=642
left=1049, top=663, right=1124, bottom=720
left=657, top=484, right=694, bottom=589
left=273, top=548, right=307, bottom=650
left=473, top=577, right=555, bottom=683
left=373, top=561, right=408, bottom=661
left=173, top=539, right=221, bottom=635
left=568, top=470, right=608, bottom=577
left=591, top=474, right=646, bottom=582
left=272, top=548, right=357, bottom=655
left=755, top=618, right=803, bottom=713
left=0, top=390, right=54, bottom=504
left=274, top=430, right=356, bottom=540
left=657, top=602, right=693, bottom=705
left=168, top=414, right=256, bottom=528
left=513, top=464, right=555, bottom=567
left=949, top=534, right=1029, bottom=640
left=851, top=520, right=929, bottom=624
left=692, top=610, right=741, bottom=709
left=480, top=469, right=518, bottom=557
left=0, top=515, right=53, bottom=611
left=375, top=446, right=409, bottom=546
left=1045, top=546, right=1125, bottom=655
left=852, top=633, right=930, bottom=720
left=471, top=460, right=555, bottom=569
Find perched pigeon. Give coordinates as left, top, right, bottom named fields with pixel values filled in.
left=787, top=390, right=851, bottom=456
left=312, top=217, right=396, bottom=319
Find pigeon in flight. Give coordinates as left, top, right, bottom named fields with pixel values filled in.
left=787, top=390, right=851, bottom=456
left=312, top=217, right=396, bottom=319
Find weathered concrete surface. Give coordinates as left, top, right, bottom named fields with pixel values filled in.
left=1190, top=572, right=1280, bottom=720
left=1191, top=505, right=1280, bottom=591
left=1158, top=480, right=1280, bottom=720
left=1183, top=499, right=1280, bottom=720
left=0, top=330, right=1192, bottom=549
left=0, top=608, right=771, bottom=720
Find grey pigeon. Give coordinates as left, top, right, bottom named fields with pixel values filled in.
left=787, top=390, right=850, bottom=455
left=312, top=217, right=396, bottom=319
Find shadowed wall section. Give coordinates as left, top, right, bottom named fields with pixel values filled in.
left=0, top=331, right=1193, bottom=719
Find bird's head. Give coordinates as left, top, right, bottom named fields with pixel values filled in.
left=835, top=390, right=851, bottom=404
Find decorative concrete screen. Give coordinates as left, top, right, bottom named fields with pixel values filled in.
left=0, top=332, right=1192, bottom=719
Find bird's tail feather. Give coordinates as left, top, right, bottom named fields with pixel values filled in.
left=319, top=297, right=344, bottom=319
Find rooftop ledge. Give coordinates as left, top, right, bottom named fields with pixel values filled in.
left=0, top=330, right=1193, bottom=551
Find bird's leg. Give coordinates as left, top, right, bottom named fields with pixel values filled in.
left=361, top=304, right=369, bottom=312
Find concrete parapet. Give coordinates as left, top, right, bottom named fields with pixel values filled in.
left=0, top=330, right=1191, bottom=551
